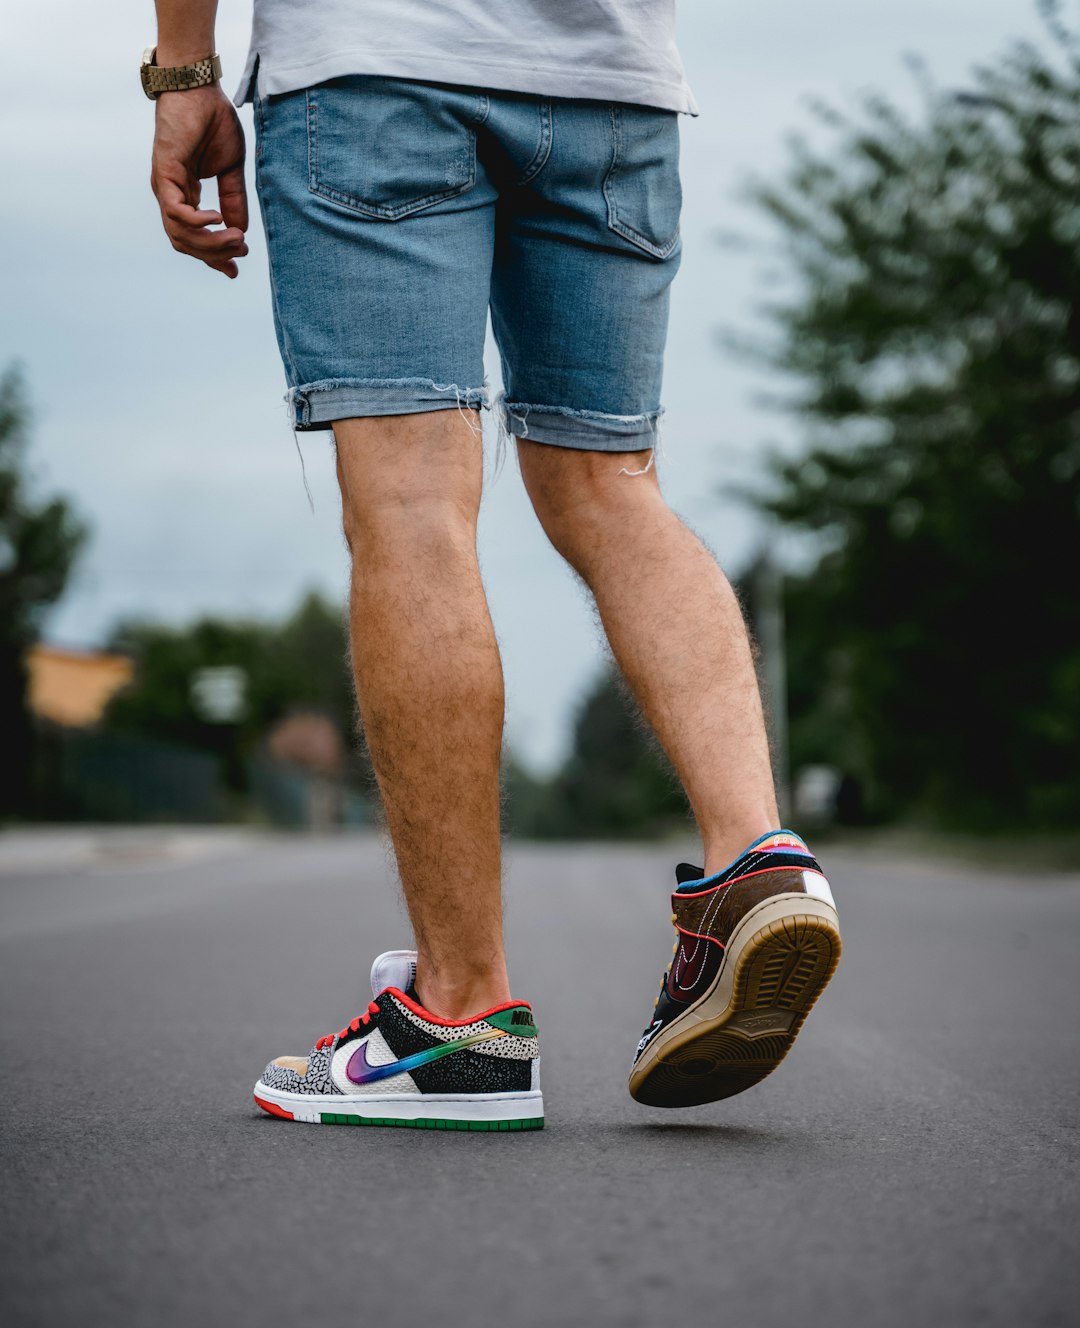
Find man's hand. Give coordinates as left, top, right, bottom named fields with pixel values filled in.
left=151, top=85, right=249, bottom=278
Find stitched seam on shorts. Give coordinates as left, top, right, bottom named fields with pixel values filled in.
left=516, top=101, right=553, bottom=186
left=502, top=399, right=662, bottom=425
left=602, top=104, right=681, bottom=260
left=472, top=93, right=491, bottom=127
left=256, top=99, right=301, bottom=389
left=289, top=377, right=488, bottom=410
left=306, top=90, right=477, bottom=219
left=306, top=92, right=318, bottom=213
left=293, top=377, right=487, bottom=394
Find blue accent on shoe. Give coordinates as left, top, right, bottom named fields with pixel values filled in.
left=675, top=830, right=814, bottom=893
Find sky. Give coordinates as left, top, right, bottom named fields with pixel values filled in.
left=0, top=0, right=1052, bottom=772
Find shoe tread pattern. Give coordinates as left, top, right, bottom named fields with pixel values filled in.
left=633, top=910, right=841, bottom=1108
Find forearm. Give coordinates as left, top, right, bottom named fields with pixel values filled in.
left=154, top=0, right=219, bottom=66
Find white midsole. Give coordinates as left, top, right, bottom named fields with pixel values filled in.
left=254, top=1081, right=544, bottom=1123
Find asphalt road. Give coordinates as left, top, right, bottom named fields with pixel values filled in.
left=1, top=829, right=1078, bottom=1328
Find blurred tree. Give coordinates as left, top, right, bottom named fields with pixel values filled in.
left=0, top=365, right=88, bottom=815
left=500, top=751, right=555, bottom=838
left=105, top=592, right=371, bottom=795
left=740, top=2, right=1080, bottom=829
left=511, top=667, right=689, bottom=839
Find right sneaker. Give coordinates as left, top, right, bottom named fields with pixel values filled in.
left=254, top=950, right=544, bottom=1131
left=629, top=831, right=841, bottom=1108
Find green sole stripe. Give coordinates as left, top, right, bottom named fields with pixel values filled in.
left=319, top=1112, right=544, bottom=1132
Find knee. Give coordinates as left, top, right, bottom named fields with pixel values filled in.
left=517, top=439, right=662, bottom=572
left=347, top=497, right=477, bottom=569
left=339, top=479, right=477, bottom=566
left=335, top=416, right=481, bottom=562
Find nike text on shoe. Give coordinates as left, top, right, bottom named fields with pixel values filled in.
left=629, top=831, right=841, bottom=1108
left=254, top=950, right=543, bottom=1131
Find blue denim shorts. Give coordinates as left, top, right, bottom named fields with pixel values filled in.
left=253, top=76, right=682, bottom=451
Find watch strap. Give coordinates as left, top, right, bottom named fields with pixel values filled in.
left=141, top=49, right=222, bottom=100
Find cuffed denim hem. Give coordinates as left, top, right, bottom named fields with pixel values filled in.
left=497, top=395, right=662, bottom=452
left=287, top=377, right=489, bottom=431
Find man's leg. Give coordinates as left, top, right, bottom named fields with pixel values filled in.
left=335, top=409, right=510, bottom=1021
left=516, top=440, right=778, bottom=874
left=485, top=93, right=837, bottom=1111
left=248, top=79, right=544, bottom=1129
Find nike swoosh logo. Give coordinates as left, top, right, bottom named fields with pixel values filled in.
left=345, top=1028, right=507, bottom=1085
left=636, top=1020, right=663, bottom=1055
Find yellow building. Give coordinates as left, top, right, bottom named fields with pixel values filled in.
left=25, top=644, right=134, bottom=729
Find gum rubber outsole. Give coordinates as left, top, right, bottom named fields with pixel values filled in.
left=630, top=907, right=842, bottom=1108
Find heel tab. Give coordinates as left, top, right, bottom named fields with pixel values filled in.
left=485, top=1005, right=539, bottom=1038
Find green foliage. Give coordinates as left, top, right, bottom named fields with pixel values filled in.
left=742, top=4, right=1080, bottom=828
left=105, top=592, right=371, bottom=792
left=507, top=667, right=689, bottom=839
left=0, top=364, right=87, bottom=814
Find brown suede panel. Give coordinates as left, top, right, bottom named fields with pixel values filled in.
left=672, top=869, right=809, bottom=947
left=272, top=1056, right=309, bottom=1075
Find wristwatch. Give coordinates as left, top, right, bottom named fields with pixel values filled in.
left=140, top=47, right=222, bottom=99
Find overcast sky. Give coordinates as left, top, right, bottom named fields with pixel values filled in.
left=0, top=1, right=1051, bottom=771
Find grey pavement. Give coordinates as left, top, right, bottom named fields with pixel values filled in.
left=1, top=828, right=1078, bottom=1328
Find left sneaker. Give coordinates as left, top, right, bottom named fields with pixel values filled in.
left=629, top=831, right=841, bottom=1108
left=254, top=950, right=544, bottom=1131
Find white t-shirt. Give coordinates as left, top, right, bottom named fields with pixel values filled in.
left=234, top=0, right=697, bottom=114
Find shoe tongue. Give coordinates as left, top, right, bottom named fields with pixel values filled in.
left=369, top=949, right=417, bottom=998
left=675, top=862, right=705, bottom=886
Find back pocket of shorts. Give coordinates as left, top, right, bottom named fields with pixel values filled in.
left=603, top=105, right=682, bottom=258
left=307, top=77, right=480, bottom=220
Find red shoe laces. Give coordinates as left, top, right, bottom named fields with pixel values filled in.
left=316, top=999, right=380, bottom=1050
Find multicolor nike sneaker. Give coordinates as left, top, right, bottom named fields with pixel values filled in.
left=629, top=831, right=841, bottom=1108
left=254, top=950, right=543, bottom=1131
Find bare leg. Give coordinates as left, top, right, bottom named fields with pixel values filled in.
left=517, top=440, right=779, bottom=875
left=335, top=410, right=510, bottom=1019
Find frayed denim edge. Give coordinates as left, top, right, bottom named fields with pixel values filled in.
left=492, top=391, right=665, bottom=474
left=286, top=377, right=489, bottom=431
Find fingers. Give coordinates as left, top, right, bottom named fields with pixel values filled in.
left=155, top=175, right=249, bottom=277
left=217, top=160, right=249, bottom=235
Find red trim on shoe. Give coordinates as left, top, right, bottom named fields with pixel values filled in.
left=254, top=1094, right=294, bottom=1120
left=317, top=998, right=382, bottom=1049
left=387, top=988, right=532, bottom=1027
left=672, top=864, right=830, bottom=902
